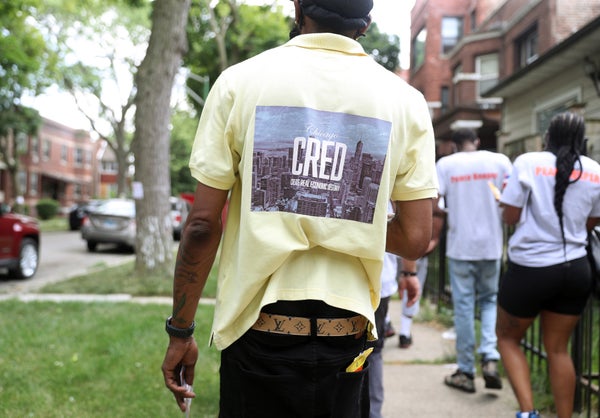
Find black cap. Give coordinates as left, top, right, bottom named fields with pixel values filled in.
left=301, top=0, right=373, bottom=18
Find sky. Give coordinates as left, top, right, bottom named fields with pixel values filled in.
left=370, top=0, right=416, bottom=68
left=23, top=0, right=416, bottom=131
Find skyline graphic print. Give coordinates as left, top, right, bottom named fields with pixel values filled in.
left=251, top=106, right=392, bottom=224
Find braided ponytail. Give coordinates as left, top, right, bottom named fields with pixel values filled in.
left=546, top=112, right=586, bottom=259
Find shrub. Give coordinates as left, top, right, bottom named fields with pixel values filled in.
left=36, top=198, right=59, bottom=220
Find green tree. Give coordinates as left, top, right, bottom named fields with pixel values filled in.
left=362, top=22, right=400, bottom=72
left=0, top=0, right=55, bottom=206
left=170, top=110, right=198, bottom=196
left=184, top=3, right=400, bottom=112
left=42, top=0, right=152, bottom=197
left=184, top=0, right=290, bottom=112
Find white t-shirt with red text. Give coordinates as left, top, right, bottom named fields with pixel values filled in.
left=437, top=150, right=512, bottom=260
left=500, top=151, right=600, bottom=267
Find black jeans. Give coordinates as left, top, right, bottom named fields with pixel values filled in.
left=219, top=301, right=370, bottom=418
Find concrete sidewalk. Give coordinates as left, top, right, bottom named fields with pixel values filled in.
left=381, top=298, right=518, bottom=417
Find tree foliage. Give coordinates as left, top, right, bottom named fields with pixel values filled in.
left=1, top=1, right=47, bottom=115
left=184, top=0, right=290, bottom=113
left=183, top=2, right=400, bottom=114
left=170, top=110, right=198, bottom=196
left=362, top=22, right=400, bottom=72
left=0, top=0, right=54, bottom=203
left=41, top=0, right=152, bottom=197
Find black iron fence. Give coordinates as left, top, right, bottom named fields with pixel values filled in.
left=423, top=232, right=600, bottom=417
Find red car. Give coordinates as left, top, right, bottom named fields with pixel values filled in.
left=0, top=205, right=41, bottom=279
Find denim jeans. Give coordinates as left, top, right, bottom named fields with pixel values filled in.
left=367, top=296, right=390, bottom=418
left=448, top=258, right=501, bottom=374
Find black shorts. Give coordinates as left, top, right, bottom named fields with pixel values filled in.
left=498, top=256, right=592, bottom=318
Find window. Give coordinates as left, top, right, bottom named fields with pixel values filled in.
left=470, top=10, right=477, bottom=32
left=102, top=161, right=118, bottom=173
left=441, top=86, right=450, bottom=114
left=516, top=26, right=538, bottom=69
left=441, top=17, right=463, bottom=54
left=453, top=64, right=462, bottom=106
left=43, top=139, right=51, bottom=159
left=61, top=145, right=68, bottom=163
left=29, top=173, right=38, bottom=196
left=16, top=133, right=28, bottom=154
left=75, top=148, right=84, bottom=166
left=534, top=89, right=581, bottom=136
left=30, top=136, right=39, bottom=159
left=17, top=171, right=26, bottom=196
left=476, top=53, right=499, bottom=96
left=537, top=104, right=570, bottom=136
left=411, top=27, right=427, bottom=70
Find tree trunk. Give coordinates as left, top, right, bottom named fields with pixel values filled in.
left=114, top=111, right=131, bottom=198
left=132, top=0, right=191, bottom=275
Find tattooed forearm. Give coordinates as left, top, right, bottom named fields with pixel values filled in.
left=172, top=296, right=187, bottom=325
left=175, top=247, right=202, bottom=284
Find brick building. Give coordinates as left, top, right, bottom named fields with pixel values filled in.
left=409, top=0, right=600, bottom=152
left=0, top=118, right=103, bottom=215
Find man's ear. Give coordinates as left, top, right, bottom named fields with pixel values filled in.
left=354, top=15, right=371, bottom=40
left=360, top=15, right=372, bottom=35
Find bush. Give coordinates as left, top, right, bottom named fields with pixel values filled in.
left=35, top=198, right=59, bottom=220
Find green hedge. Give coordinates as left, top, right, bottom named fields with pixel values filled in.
left=35, top=198, right=59, bottom=220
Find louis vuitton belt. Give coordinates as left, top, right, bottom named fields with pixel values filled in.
left=251, top=312, right=367, bottom=337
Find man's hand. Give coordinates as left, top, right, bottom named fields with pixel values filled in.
left=162, top=336, right=199, bottom=412
left=398, top=275, right=420, bottom=307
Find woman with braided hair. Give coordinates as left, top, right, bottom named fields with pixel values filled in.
left=497, top=112, right=600, bottom=418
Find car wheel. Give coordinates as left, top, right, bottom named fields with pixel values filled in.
left=9, top=238, right=39, bottom=279
left=87, top=241, right=97, bottom=252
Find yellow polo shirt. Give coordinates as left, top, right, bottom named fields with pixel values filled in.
left=189, top=33, right=438, bottom=350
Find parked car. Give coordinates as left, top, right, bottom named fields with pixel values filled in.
left=170, top=196, right=190, bottom=241
left=0, top=204, right=41, bottom=279
left=81, top=198, right=136, bottom=252
left=68, top=200, right=102, bottom=231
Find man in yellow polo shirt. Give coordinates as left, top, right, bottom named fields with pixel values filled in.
left=162, top=1, right=438, bottom=416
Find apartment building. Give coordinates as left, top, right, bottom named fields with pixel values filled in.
left=0, top=118, right=102, bottom=214
left=409, top=0, right=600, bottom=153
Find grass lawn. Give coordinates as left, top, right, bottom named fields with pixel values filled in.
left=38, top=256, right=219, bottom=299
left=39, top=217, right=70, bottom=233
left=0, top=251, right=221, bottom=417
left=0, top=300, right=220, bottom=418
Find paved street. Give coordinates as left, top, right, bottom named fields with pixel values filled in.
left=0, top=230, right=160, bottom=294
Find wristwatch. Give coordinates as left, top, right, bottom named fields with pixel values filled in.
left=400, top=270, right=418, bottom=277
left=165, top=316, right=195, bottom=338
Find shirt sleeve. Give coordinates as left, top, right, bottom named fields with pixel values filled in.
left=188, top=73, right=238, bottom=190
left=435, top=159, right=446, bottom=197
left=391, top=91, right=439, bottom=201
left=499, top=157, right=527, bottom=208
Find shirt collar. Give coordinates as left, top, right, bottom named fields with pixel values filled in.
left=285, top=33, right=368, bottom=56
